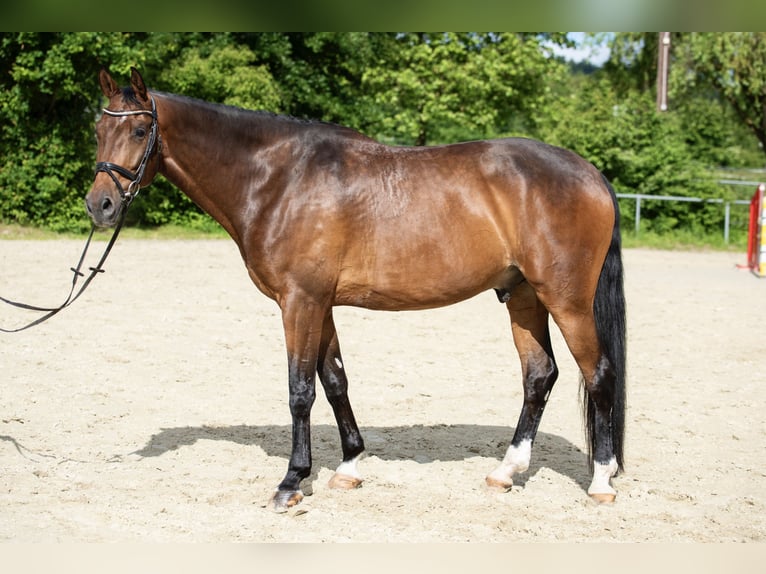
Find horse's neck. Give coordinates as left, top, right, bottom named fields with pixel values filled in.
left=156, top=95, right=278, bottom=238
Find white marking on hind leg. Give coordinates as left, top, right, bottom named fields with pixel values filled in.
left=329, top=452, right=365, bottom=489
left=334, top=452, right=364, bottom=480
left=334, top=357, right=343, bottom=369
left=588, top=457, right=618, bottom=498
left=486, top=438, right=532, bottom=489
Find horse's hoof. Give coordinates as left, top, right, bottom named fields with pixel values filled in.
left=485, top=475, right=513, bottom=492
left=269, top=489, right=304, bottom=513
left=328, top=472, right=363, bottom=490
left=589, top=492, right=616, bottom=504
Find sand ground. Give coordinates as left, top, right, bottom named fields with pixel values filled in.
left=1, top=238, right=765, bottom=542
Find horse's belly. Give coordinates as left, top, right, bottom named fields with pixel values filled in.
left=334, top=256, right=511, bottom=311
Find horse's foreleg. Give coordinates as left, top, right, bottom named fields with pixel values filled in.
left=487, top=283, right=558, bottom=491
left=270, top=295, right=325, bottom=513
left=317, top=310, right=366, bottom=489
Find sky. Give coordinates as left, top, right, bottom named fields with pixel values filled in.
left=546, top=32, right=612, bottom=66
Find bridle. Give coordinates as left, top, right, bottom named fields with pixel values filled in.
left=0, top=96, right=161, bottom=332
left=95, top=95, right=161, bottom=206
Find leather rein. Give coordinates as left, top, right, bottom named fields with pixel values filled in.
left=0, top=97, right=160, bottom=333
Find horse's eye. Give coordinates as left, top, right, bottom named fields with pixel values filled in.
left=134, top=127, right=147, bottom=139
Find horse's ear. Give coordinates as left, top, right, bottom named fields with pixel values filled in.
left=99, top=68, right=120, bottom=98
left=130, top=67, right=149, bottom=103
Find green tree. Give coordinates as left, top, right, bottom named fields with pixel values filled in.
left=7, top=32, right=757, bottom=238
left=128, top=34, right=284, bottom=228
left=600, top=33, right=762, bottom=167
left=672, top=32, right=766, bottom=162
left=235, top=32, right=390, bottom=131
left=161, top=37, right=281, bottom=111
left=603, top=32, right=660, bottom=96
left=0, top=32, right=175, bottom=231
left=361, top=33, right=564, bottom=146
left=540, top=75, right=722, bottom=234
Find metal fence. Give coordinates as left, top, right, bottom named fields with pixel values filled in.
left=616, top=180, right=761, bottom=243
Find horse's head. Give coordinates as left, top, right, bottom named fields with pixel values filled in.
left=86, top=67, right=161, bottom=227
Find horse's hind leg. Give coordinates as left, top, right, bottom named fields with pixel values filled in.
left=317, top=310, right=366, bottom=489
left=486, top=282, right=558, bottom=490
left=547, top=301, right=621, bottom=503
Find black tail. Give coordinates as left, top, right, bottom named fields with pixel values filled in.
left=584, top=174, right=627, bottom=471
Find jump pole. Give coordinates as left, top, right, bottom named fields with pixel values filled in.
left=747, top=183, right=766, bottom=278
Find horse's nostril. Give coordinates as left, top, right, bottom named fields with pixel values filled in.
left=101, top=197, right=113, bottom=213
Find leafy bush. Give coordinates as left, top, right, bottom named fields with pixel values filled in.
left=0, top=33, right=763, bottom=238
left=540, top=77, right=727, bottom=235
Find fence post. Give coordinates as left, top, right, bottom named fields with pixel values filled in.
left=634, top=196, right=641, bottom=235
left=724, top=202, right=730, bottom=243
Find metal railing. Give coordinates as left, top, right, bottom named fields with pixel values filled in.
left=615, top=180, right=762, bottom=243
left=615, top=193, right=751, bottom=242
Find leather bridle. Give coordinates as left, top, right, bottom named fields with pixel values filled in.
left=95, top=95, right=161, bottom=206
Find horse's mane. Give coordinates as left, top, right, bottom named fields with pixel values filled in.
left=119, top=86, right=144, bottom=107
left=138, top=89, right=370, bottom=140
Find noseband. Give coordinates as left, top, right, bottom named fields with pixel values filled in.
left=95, top=96, right=161, bottom=206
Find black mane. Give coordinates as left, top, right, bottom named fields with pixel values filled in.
left=156, top=90, right=367, bottom=138
left=119, top=86, right=144, bottom=107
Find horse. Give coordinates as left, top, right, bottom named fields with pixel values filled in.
left=86, top=68, right=626, bottom=512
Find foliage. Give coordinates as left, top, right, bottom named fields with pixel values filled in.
left=0, top=33, right=174, bottom=231
left=537, top=32, right=763, bottom=239
left=361, top=33, right=563, bottom=145
left=125, top=34, right=284, bottom=228
left=162, top=42, right=281, bottom=111
left=540, top=74, right=726, bottom=235
left=0, top=32, right=763, bottom=242
left=603, top=32, right=660, bottom=95
left=227, top=32, right=393, bottom=136
left=671, top=32, right=766, bottom=158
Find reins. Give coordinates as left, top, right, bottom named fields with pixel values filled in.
left=0, top=96, right=159, bottom=333
left=0, top=211, right=127, bottom=333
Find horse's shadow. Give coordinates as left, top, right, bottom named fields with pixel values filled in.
left=131, top=423, right=591, bottom=492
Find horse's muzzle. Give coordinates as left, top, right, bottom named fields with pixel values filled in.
left=85, top=190, right=121, bottom=228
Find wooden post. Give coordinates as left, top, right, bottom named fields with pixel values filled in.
left=656, top=32, right=671, bottom=112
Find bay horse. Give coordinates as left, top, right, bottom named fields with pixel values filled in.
left=86, top=68, right=626, bottom=512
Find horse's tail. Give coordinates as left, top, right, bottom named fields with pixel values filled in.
left=584, top=174, right=627, bottom=472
